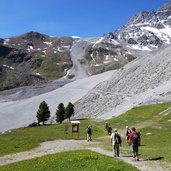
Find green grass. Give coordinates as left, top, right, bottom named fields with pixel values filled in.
left=0, top=119, right=105, bottom=156
left=104, top=102, right=171, bottom=162
left=0, top=150, right=139, bottom=171
left=1, top=102, right=171, bottom=169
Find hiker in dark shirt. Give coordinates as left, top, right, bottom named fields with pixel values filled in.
left=87, top=125, right=92, bottom=142
left=104, top=122, right=109, bottom=135
left=107, top=124, right=112, bottom=135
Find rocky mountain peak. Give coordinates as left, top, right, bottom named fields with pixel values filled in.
left=157, top=2, right=171, bottom=12
left=20, top=31, right=47, bottom=42
left=103, top=2, right=171, bottom=55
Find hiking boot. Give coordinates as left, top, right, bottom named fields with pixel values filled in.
left=132, top=157, right=136, bottom=161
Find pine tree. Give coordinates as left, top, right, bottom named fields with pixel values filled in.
left=56, top=103, right=65, bottom=123
left=65, top=102, right=74, bottom=121
left=36, top=101, right=50, bottom=125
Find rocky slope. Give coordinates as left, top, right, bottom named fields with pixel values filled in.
left=86, top=2, right=171, bottom=59
left=74, top=44, right=171, bottom=119
left=105, top=2, right=171, bottom=55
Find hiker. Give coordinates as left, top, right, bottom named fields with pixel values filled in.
left=110, top=128, right=122, bottom=157
left=87, top=125, right=92, bottom=142
left=104, top=122, right=109, bottom=135
left=129, top=127, right=141, bottom=161
left=107, top=124, right=112, bottom=135
left=125, top=126, right=131, bottom=144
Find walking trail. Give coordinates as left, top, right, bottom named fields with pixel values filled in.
left=0, top=139, right=169, bottom=171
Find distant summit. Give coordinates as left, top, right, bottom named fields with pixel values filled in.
left=157, top=1, right=171, bottom=12
left=90, top=2, right=171, bottom=56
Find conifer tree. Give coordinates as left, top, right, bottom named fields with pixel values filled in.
left=56, top=103, right=65, bottom=123
left=65, top=102, right=74, bottom=121
left=36, top=101, right=50, bottom=125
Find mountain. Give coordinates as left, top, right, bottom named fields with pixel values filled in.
left=73, top=2, right=171, bottom=118
left=89, top=2, right=171, bottom=56
left=0, top=32, right=136, bottom=90
left=0, top=32, right=73, bottom=90
left=0, top=2, right=171, bottom=132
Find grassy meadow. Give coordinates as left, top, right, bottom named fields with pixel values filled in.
left=0, top=150, right=138, bottom=171
left=0, top=101, right=171, bottom=170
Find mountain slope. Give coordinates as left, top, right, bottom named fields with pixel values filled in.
left=0, top=32, right=73, bottom=90
left=74, top=44, right=171, bottom=119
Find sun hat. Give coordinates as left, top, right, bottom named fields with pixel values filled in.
left=114, top=128, right=117, bottom=132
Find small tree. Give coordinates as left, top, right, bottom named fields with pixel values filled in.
left=65, top=102, right=74, bottom=121
left=36, top=101, right=50, bottom=125
left=56, top=103, right=65, bottom=123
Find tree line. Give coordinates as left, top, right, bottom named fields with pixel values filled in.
left=36, top=101, right=74, bottom=125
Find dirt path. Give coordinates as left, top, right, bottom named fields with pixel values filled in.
left=0, top=140, right=169, bottom=171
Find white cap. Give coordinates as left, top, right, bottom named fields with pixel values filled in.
left=114, top=128, right=117, bottom=132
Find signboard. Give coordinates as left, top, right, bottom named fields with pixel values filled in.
left=71, top=121, right=80, bottom=138
left=72, top=123, right=79, bottom=132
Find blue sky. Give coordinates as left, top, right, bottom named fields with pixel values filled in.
left=0, top=0, right=168, bottom=38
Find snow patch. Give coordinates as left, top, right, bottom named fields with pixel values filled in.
left=3, top=39, right=10, bottom=45
left=3, top=65, right=14, bottom=70
left=72, top=36, right=80, bottom=39
left=42, top=50, right=47, bottom=55
left=44, top=42, right=52, bottom=46
left=114, top=58, right=118, bottom=61
left=127, top=44, right=152, bottom=51
left=141, top=26, right=171, bottom=44
left=92, top=37, right=104, bottom=48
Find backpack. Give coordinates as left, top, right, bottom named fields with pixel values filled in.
left=114, top=133, right=121, bottom=144
left=132, top=132, right=140, bottom=144
left=87, top=127, right=91, bottom=134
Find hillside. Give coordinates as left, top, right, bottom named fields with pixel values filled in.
left=0, top=32, right=73, bottom=90
left=74, top=44, right=171, bottom=119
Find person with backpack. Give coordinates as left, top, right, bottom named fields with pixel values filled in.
left=87, top=125, right=92, bottom=142
left=125, top=126, right=131, bottom=144
left=129, top=127, right=141, bottom=161
left=107, top=124, right=112, bottom=136
left=110, top=128, right=122, bottom=157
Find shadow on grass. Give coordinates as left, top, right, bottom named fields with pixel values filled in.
left=143, top=157, right=164, bottom=161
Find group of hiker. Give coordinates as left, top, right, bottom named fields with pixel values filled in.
left=110, top=124, right=141, bottom=161
left=86, top=123, right=141, bottom=161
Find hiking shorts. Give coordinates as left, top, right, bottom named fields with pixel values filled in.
left=131, top=144, right=138, bottom=153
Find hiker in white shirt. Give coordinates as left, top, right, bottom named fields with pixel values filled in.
left=110, top=128, right=122, bottom=157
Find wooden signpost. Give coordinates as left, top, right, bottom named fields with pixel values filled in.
left=71, top=121, right=80, bottom=139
